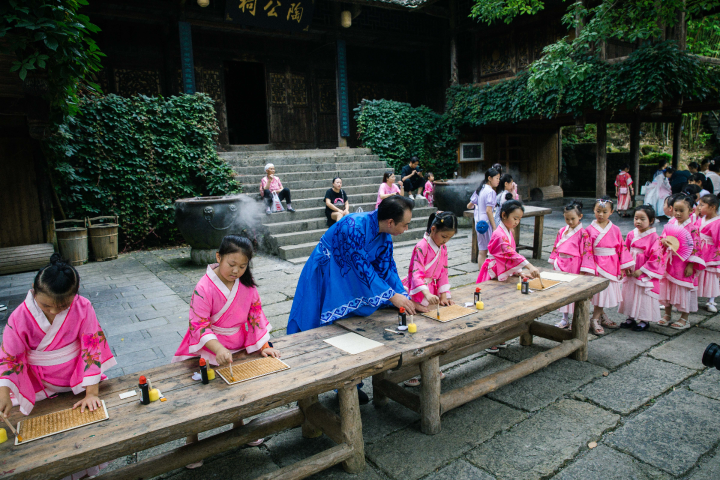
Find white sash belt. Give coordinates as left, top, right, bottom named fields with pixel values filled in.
left=558, top=253, right=573, bottom=259
left=211, top=325, right=240, bottom=336
left=701, top=233, right=714, bottom=245
left=594, top=247, right=616, bottom=256
left=27, top=340, right=80, bottom=367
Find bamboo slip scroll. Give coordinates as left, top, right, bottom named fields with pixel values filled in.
left=16, top=400, right=109, bottom=445
left=527, top=278, right=561, bottom=291
left=421, top=304, right=476, bottom=323
left=216, top=356, right=290, bottom=385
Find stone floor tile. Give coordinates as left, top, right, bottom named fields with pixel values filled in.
left=113, top=348, right=161, bottom=369
left=688, top=368, right=720, bottom=401
left=579, top=356, right=695, bottom=414
left=424, top=459, right=495, bottom=480
left=700, top=314, right=720, bottom=332
left=551, top=445, right=671, bottom=480
left=465, top=399, right=619, bottom=480
left=440, top=354, right=515, bottom=393
left=607, top=388, right=720, bottom=476
left=366, top=398, right=526, bottom=480
left=687, top=445, right=720, bottom=480
left=586, top=329, right=667, bottom=369
left=122, top=356, right=171, bottom=375
left=648, top=327, right=719, bottom=369
left=487, top=357, right=605, bottom=412
left=103, top=317, right=167, bottom=337
left=161, top=445, right=278, bottom=480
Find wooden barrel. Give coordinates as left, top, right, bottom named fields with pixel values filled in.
left=0, top=244, right=55, bottom=275
left=87, top=216, right=119, bottom=262
left=54, top=219, right=89, bottom=266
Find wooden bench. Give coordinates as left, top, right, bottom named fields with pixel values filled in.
left=464, top=205, right=552, bottom=263
left=0, top=325, right=401, bottom=480
left=337, top=271, right=608, bottom=435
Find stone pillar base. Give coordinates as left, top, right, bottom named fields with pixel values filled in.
left=190, top=248, right=217, bottom=266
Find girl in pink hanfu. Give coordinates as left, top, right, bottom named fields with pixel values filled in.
left=695, top=194, right=720, bottom=313
left=618, top=205, right=664, bottom=331
left=0, top=254, right=116, bottom=480
left=581, top=198, right=635, bottom=335
left=615, top=165, right=634, bottom=215
left=402, top=211, right=457, bottom=387
left=549, top=200, right=589, bottom=329
left=659, top=195, right=706, bottom=329
left=173, top=235, right=281, bottom=468
left=423, top=173, right=435, bottom=207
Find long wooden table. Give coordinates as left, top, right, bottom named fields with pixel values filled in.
left=464, top=205, right=552, bottom=262
left=0, top=325, right=401, bottom=480
left=337, top=271, right=608, bottom=435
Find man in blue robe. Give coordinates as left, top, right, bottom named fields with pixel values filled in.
left=287, top=196, right=424, bottom=335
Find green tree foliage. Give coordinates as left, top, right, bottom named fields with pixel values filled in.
left=0, top=0, right=104, bottom=117
left=44, top=94, right=240, bottom=249
left=354, top=99, right=459, bottom=179
left=688, top=13, right=720, bottom=57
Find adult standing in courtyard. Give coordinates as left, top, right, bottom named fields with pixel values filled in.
left=261, top=163, right=295, bottom=214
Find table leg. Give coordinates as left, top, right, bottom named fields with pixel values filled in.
left=471, top=228, right=478, bottom=264
left=420, top=356, right=441, bottom=435
left=298, top=395, right=323, bottom=438
left=570, top=298, right=590, bottom=361
left=519, top=331, right=533, bottom=346
left=372, top=372, right=389, bottom=408
left=338, top=384, right=365, bottom=473
left=533, top=215, right=544, bottom=259
left=513, top=225, right=520, bottom=246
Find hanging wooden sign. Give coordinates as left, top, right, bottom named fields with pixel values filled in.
left=225, top=0, right=315, bottom=31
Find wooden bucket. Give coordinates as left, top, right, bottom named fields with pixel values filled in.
left=54, top=219, right=89, bottom=266
left=87, top=216, right=120, bottom=262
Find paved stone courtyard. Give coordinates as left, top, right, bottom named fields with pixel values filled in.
left=1, top=218, right=720, bottom=480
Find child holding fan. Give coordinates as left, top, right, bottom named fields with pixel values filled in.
left=581, top=197, right=635, bottom=335
left=659, top=195, right=705, bottom=329
left=549, top=200, right=589, bottom=329
left=402, top=211, right=457, bottom=308
left=618, top=205, right=664, bottom=330
left=696, top=194, right=720, bottom=313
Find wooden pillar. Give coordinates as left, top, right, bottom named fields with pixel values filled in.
left=596, top=119, right=607, bottom=198
left=298, top=396, right=323, bottom=438
left=372, top=372, right=389, bottom=408
left=420, top=356, right=441, bottom=435
left=178, top=21, right=196, bottom=95
left=570, top=298, right=590, bottom=361
left=449, top=0, right=458, bottom=85
left=338, top=384, right=365, bottom=473
left=336, top=39, right=350, bottom=148
left=472, top=32, right=480, bottom=83
left=672, top=118, right=682, bottom=169
left=630, top=120, right=641, bottom=200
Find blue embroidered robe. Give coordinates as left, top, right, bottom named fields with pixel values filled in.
left=286, top=210, right=406, bottom=333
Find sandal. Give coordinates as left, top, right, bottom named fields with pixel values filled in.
left=600, top=313, right=619, bottom=329
left=658, top=314, right=672, bottom=327
left=590, top=318, right=605, bottom=335
left=403, top=371, right=446, bottom=387
left=670, top=318, right=691, bottom=330
left=186, top=461, right=204, bottom=469
left=246, top=438, right=264, bottom=447
left=555, top=318, right=570, bottom=329
left=486, top=346, right=500, bottom=353
left=497, top=343, right=508, bottom=349
left=619, top=318, right=636, bottom=329
left=632, top=321, right=649, bottom=331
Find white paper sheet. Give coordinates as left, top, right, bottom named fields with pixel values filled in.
left=539, top=272, right=579, bottom=282
left=324, top=332, right=384, bottom=355
left=119, top=390, right=137, bottom=399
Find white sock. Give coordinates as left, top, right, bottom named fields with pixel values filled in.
left=709, top=297, right=716, bottom=305
left=563, top=313, right=569, bottom=321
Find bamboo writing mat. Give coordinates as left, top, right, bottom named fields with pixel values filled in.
left=16, top=400, right=108, bottom=445
left=421, top=304, right=477, bottom=323
left=216, top=357, right=290, bottom=385
left=528, top=278, right=561, bottom=291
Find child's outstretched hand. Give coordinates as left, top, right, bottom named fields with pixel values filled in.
left=73, top=393, right=102, bottom=413
left=633, top=269, right=642, bottom=278
left=0, top=386, right=12, bottom=418
left=439, top=293, right=453, bottom=306
left=215, top=347, right=233, bottom=367
left=684, top=264, right=695, bottom=278
left=526, top=265, right=540, bottom=278
left=424, top=291, right=440, bottom=305
left=261, top=347, right=281, bottom=359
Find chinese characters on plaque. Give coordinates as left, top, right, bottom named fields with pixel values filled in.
left=225, top=0, right=314, bottom=31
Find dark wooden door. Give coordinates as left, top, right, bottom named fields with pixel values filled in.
left=267, top=67, right=314, bottom=148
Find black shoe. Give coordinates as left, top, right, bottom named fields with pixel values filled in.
left=632, top=321, right=649, bottom=331
left=357, top=388, right=369, bottom=405
left=287, top=205, right=296, bottom=213
left=620, top=318, right=636, bottom=329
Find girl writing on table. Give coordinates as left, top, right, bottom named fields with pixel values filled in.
left=0, top=254, right=116, bottom=478
left=549, top=200, right=589, bottom=329
left=580, top=197, right=634, bottom=335
left=173, top=235, right=280, bottom=466
left=401, top=211, right=457, bottom=387
left=477, top=200, right=540, bottom=353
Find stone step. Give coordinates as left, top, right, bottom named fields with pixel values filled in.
left=269, top=215, right=431, bottom=250
left=265, top=204, right=435, bottom=235
left=261, top=198, right=430, bottom=224
left=235, top=167, right=390, bottom=185
left=221, top=144, right=273, bottom=152
left=230, top=161, right=387, bottom=175
left=283, top=184, right=381, bottom=201
left=241, top=175, right=385, bottom=192
left=218, top=149, right=374, bottom=166
left=278, top=226, right=431, bottom=261
left=276, top=192, right=386, bottom=212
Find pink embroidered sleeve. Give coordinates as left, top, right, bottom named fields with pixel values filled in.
left=618, top=234, right=635, bottom=270
left=688, top=224, right=707, bottom=271
left=74, top=306, right=114, bottom=388
left=0, top=323, right=35, bottom=413
left=639, top=240, right=665, bottom=280
left=549, top=231, right=562, bottom=262
left=245, top=288, right=271, bottom=353
left=407, top=245, right=430, bottom=295
left=580, top=233, right=596, bottom=274
left=437, top=248, right=451, bottom=295
left=491, top=235, right=528, bottom=275
left=186, top=284, right=216, bottom=353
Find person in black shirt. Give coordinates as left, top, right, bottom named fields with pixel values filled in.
left=401, top=156, right=425, bottom=199
left=324, top=177, right=350, bottom=226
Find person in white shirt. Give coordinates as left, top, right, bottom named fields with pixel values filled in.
left=705, top=159, right=720, bottom=195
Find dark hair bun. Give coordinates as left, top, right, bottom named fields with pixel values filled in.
left=50, top=253, right=64, bottom=265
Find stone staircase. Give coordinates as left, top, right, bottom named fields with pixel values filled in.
left=704, top=111, right=720, bottom=153
left=219, top=148, right=439, bottom=263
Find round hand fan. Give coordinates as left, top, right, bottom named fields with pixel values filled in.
left=662, top=224, right=693, bottom=261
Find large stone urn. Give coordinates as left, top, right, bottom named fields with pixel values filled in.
left=433, top=180, right=478, bottom=217
left=175, top=195, right=264, bottom=265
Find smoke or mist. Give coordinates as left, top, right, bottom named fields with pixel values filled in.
left=221, top=193, right=267, bottom=228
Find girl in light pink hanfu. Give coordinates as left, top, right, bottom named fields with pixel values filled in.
left=659, top=195, right=705, bottom=330
left=618, top=205, right=665, bottom=331
left=581, top=198, right=635, bottom=335
left=695, top=194, right=720, bottom=313
left=615, top=165, right=634, bottom=215
left=549, top=200, right=589, bottom=329
left=173, top=235, right=281, bottom=468
left=477, top=200, right=539, bottom=353
left=423, top=173, right=435, bottom=207
left=0, top=254, right=116, bottom=480
left=402, top=211, right=457, bottom=387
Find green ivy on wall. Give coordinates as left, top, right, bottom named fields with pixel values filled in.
left=354, top=99, right=459, bottom=179
left=44, top=93, right=240, bottom=249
